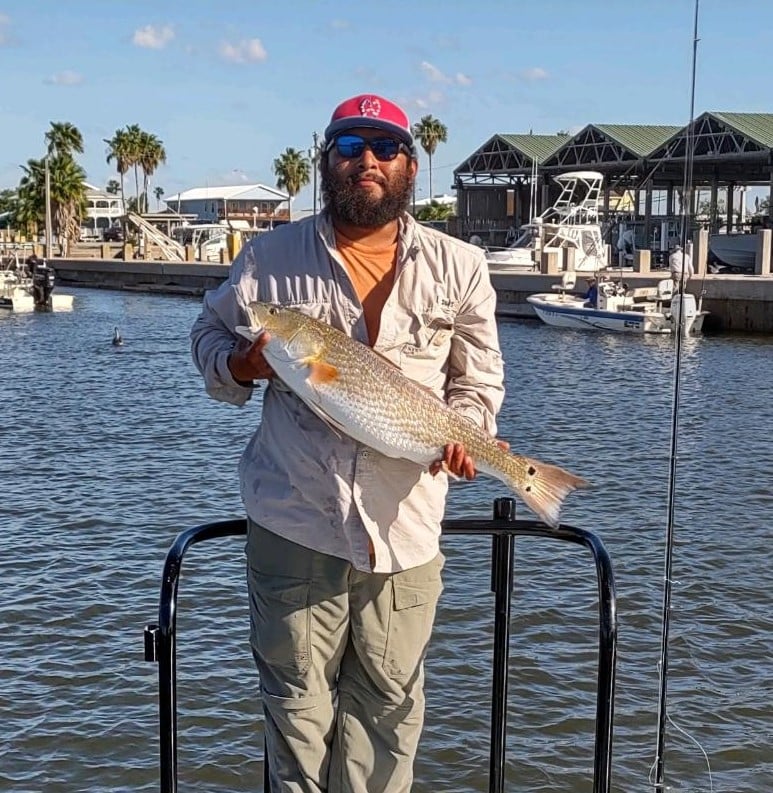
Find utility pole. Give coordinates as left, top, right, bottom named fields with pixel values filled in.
left=44, top=155, right=53, bottom=259
left=311, top=131, right=319, bottom=215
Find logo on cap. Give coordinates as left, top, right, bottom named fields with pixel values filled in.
left=359, top=97, right=381, bottom=118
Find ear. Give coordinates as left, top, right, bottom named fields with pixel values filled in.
left=409, top=158, right=419, bottom=179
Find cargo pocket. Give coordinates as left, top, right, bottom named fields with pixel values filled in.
left=382, top=573, right=443, bottom=682
left=249, top=571, right=311, bottom=676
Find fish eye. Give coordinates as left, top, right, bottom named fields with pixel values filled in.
left=268, top=307, right=277, bottom=315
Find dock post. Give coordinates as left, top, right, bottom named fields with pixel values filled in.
left=755, top=229, right=772, bottom=276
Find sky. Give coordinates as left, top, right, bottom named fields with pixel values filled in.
left=2, top=1, right=773, bottom=211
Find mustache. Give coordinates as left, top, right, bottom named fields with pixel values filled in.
left=350, top=173, right=386, bottom=186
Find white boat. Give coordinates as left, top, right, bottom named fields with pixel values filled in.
left=526, top=272, right=708, bottom=336
left=485, top=171, right=608, bottom=273
left=0, top=257, right=74, bottom=312
left=709, top=232, right=757, bottom=272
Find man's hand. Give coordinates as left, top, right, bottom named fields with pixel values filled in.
left=228, top=331, right=274, bottom=383
left=429, top=439, right=510, bottom=480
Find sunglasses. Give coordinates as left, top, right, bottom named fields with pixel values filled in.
left=328, top=134, right=411, bottom=162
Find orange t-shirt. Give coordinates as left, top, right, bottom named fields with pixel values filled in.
left=334, top=229, right=397, bottom=346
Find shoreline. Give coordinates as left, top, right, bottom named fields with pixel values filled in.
left=50, top=257, right=773, bottom=334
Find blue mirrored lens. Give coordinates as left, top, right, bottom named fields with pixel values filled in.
left=334, top=135, right=401, bottom=161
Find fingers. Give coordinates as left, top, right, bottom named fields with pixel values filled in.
left=229, top=331, right=274, bottom=382
left=429, top=438, right=509, bottom=480
left=431, top=443, right=476, bottom=481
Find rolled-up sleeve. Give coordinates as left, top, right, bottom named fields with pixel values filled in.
left=190, top=246, right=258, bottom=406
left=446, top=256, right=504, bottom=436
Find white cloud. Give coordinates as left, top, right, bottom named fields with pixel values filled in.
left=45, top=70, right=84, bottom=86
left=521, top=67, right=548, bottom=81
left=132, top=24, right=175, bottom=50
left=330, top=19, right=350, bottom=30
left=455, top=72, right=472, bottom=86
left=414, top=90, right=445, bottom=110
left=219, top=38, right=268, bottom=64
left=420, top=61, right=450, bottom=83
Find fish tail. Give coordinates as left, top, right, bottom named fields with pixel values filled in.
left=505, top=456, right=589, bottom=528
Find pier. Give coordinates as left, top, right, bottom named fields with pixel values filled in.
left=46, top=257, right=773, bottom=334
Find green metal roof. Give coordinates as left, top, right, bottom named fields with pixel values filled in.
left=497, top=133, right=569, bottom=164
left=710, top=112, right=773, bottom=148
left=592, top=124, right=682, bottom=157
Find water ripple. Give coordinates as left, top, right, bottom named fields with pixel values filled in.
left=1, top=291, right=771, bottom=792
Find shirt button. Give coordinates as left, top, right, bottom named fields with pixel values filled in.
left=350, top=317, right=357, bottom=326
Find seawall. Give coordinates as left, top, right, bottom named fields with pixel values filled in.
left=52, top=258, right=773, bottom=334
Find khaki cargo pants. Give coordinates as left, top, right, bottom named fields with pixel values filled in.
left=247, top=520, right=444, bottom=793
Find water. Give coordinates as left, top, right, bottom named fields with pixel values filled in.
left=1, top=289, right=771, bottom=793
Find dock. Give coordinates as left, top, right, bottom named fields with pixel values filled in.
left=47, top=258, right=773, bottom=334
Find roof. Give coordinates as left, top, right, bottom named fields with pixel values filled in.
left=166, top=183, right=289, bottom=202
left=710, top=112, right=773, bottom=148
left=589, top=125, right=682, bottom=157
left=496, top=134, right=570, bottom=164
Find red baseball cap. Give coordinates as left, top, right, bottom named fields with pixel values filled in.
left=324, top=94, right=416, bottom=156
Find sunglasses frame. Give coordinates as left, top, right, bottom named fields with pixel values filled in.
left=327, top=133, right=412, bottom=162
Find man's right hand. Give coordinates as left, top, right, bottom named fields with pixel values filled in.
left=228, top=331, right=274, bottom=383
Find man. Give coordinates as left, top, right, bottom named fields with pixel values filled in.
left=583, top=276, right=598, bottom=307
left=669, top=243, right=694, bottom=286
left=190, top=93, right=504, bottom=792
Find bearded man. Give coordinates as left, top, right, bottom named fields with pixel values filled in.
left=190, top=93, right=504, bottom=792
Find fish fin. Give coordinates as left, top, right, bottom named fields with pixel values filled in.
left=306, top=359, right=339, bottom=384
left=235, top=324, right=262, bottom=343
left=440, top=460, right=462, bottom=481
left=514, top=458, right=589, bottom=529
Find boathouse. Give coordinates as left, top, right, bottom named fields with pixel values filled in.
left=454, top=112, right=773, bottom=258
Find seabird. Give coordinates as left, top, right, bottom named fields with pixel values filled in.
left=112, top=326, right=123, bottom=346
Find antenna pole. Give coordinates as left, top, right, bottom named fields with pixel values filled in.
left=653, top=1, right=700, bottom=788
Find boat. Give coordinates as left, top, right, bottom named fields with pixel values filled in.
left=484, top=170, right=608, bottom=274
left=0, top=255, right=74, bottom=312
left=708, top=232, right=757, bottom=272
left=526, top=271, right=708, bottom=336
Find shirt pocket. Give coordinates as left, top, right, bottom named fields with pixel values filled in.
left=395, top=310, right=455, bottom=383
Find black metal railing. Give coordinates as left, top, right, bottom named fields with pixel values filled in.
left=144, top=498, right=617, bottom=792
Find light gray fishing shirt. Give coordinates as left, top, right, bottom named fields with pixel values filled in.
left=190, top=211, right=504, bottom=573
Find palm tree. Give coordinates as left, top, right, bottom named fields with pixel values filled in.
left=411, top=115, right=448, bottom=200
left=105, top=179, right=121, bottom=195
left=154, top=186, right=165, bottom=211
left=18, top=154, right=86, bottom=253
left=49, top=154, right=87, bottom=254
left=105, top=127, right=132, bottom=211
left=138, top=132, right=167, bottom=213
left=45, top=121, right=84, bottom=158
left=272, top=148, right=311, bottom=221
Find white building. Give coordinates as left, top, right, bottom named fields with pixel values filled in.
left=164, top=183, right=291, bottom=228
left=81, top=182, right=125, bottom=238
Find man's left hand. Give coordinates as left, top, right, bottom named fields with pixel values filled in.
left=430, top=440, right=510, bottom=480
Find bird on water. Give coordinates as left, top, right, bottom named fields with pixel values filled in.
left=112, top=326, right=123, bottom=346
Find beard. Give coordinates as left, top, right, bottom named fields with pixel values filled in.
left=320, top=160, right=414, bottom=228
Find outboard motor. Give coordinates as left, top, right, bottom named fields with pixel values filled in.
left=30, top=258, right=56, bottom=311
left=671, top=293, right=698, bottom=335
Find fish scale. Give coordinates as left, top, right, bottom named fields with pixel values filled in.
left=238, top=302, right=588, bottom=527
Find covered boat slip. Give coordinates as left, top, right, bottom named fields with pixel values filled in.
left=454, top=112, right=773, bottom=263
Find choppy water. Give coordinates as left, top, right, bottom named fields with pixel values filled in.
left=1, top=288, right=771, bottom=793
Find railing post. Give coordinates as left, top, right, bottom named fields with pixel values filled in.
left=489, top=497, right=516, bottom=793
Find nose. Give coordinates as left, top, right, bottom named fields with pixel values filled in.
left=356, top=146, right=380, bottom=168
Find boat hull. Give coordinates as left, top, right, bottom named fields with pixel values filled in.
left=526, top=293, right=706, bottom=336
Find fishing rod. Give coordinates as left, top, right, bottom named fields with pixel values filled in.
left=653, top=0, right=701, bottom=789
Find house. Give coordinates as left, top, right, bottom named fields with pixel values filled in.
left=81, top=182, right=125, bottom=239
left=164, top=183, right=291, bottom=228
